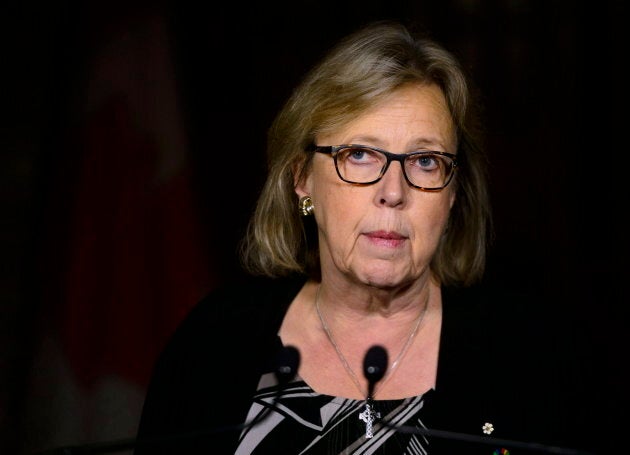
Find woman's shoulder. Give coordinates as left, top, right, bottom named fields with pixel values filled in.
left=440, top=281, right=565, bottom=360
left=441, top=281, right=537, bottom=327
left=434, top=282, right=593, bottom=451
left=163, top=274, right=307, bottom=348
left=145, top=274, right=307, bottom=394
left=191, top=274, right=306, bottom=317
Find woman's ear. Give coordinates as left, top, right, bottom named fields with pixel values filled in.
left=293, top=160, right=311, bottom=198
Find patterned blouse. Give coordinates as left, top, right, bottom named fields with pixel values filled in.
left=235, top=372, right=431, bottom=454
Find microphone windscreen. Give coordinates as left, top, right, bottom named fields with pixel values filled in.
left=275, top=345, right=300, bottom=384
left=363, top=345, right=388, bottom=383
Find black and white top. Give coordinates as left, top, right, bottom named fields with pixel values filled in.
left=235, top=374, right=430, bottom=454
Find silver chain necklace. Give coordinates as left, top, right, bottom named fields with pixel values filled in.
left=315, top=285, right=429, bottom=438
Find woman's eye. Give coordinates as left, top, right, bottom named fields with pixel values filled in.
left=419, top=155, right=437, bottom=168
left=409, top=154, right=438, bottom=170
left=349, top=149, right=367, bottom=160
left=344, top=148, right=379, bottom=163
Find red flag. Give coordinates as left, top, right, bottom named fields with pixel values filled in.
left=24, top=7, right=218, bottom=452
left=60, top=95, right=215, bottom=388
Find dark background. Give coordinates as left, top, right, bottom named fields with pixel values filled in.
left=2, top=1, right=627, bottom=453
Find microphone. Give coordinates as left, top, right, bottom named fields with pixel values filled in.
left=275, top=344, right=301, bottom=385
left=241, top=345, right=301, bottom=430
left=363, top=344, right=388, bottom=399
left=360, top=345, right=594, bottom=455
left=35, top=345, right=301, bottom=455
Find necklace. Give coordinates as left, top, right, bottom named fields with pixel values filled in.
left=315, top=285, right=429, bottom=438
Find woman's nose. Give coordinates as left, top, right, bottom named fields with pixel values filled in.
left=374, top=161, right=407, bottom=207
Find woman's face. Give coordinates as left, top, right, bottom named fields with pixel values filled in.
left=296, top=83, right=457, bottom=289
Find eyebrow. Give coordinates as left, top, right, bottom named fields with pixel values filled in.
left=345, top=135, right=449, bottom=151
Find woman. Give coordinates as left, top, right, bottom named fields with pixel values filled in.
left=135, top=21, right=592, bottom=454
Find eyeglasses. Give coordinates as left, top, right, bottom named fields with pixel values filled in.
left=310, top=144, right=458, bottom=191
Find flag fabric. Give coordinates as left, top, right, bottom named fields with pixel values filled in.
left=23, top=7, right=218, bottom=453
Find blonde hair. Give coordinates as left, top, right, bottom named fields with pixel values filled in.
left=240, top=20, right=491, bottom=287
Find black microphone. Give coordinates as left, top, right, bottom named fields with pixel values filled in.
left=275, top=345, right=300, bottom=385
left=360, top=345, right=594, bottom=455
left=363, top=344, right=388, bottom=399
left=35, top=345, right=301, bottom=455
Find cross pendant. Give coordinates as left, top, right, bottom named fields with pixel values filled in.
left=358, top=401, right=380, bottom=438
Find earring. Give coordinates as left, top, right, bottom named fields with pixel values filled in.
left=298, top=196, right=314, bottom=216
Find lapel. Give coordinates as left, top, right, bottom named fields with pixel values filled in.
left=423, top=285, right=553, bottom=454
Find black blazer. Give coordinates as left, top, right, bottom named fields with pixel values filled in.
left=134, top=276, right=597, bottom=454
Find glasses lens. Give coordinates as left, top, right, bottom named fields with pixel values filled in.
left=404, top=153, right=454, bottom=189
left=335, top=147, right=386, bottom=183
left=333, top=146, right=455, bottom=189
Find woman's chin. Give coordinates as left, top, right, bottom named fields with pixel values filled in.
left=353, top=268, right=413, bottom=290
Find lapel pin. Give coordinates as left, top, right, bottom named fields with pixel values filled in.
left=482, top=422, right=494, bottom=435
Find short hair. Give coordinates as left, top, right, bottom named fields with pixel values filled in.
left=239, top=20, right=491, bottom=287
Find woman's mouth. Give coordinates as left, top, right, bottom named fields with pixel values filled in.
left=363, top=230, right=407, bottom=248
